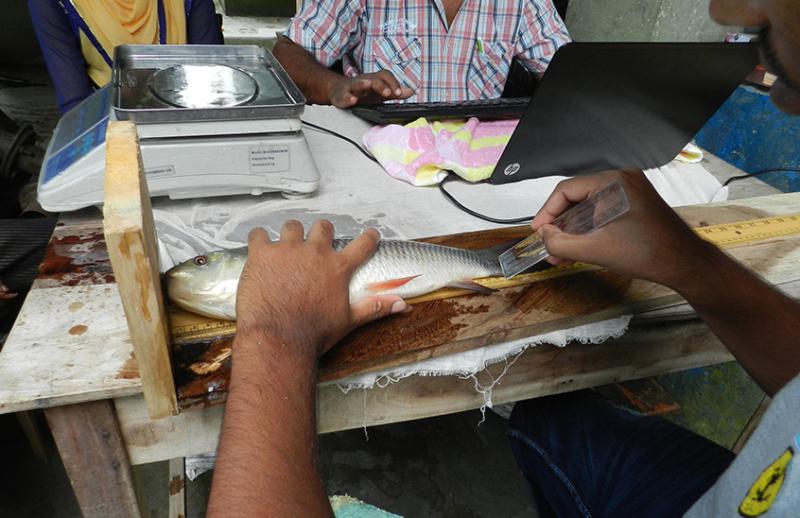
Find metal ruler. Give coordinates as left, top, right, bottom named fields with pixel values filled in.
left=170, top=213, right=800, bottom=342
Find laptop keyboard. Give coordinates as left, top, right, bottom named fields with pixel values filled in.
left=351, top=97, right=531, bottom=124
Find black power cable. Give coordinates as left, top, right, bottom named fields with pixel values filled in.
left=723, top=167, right=800, bottom=186
left=301, top=119, right=378, bottom=164
left=438, top=174, right=534, bottom=224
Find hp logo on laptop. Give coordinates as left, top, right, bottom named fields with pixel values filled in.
left=503, top=163, right=521, bottom=176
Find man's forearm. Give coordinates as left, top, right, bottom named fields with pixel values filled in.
left=208, top=330, right=332, bottom=517
left=674, top=241, right=800, bottom=396
left=272, top=37, right=341, bottom=104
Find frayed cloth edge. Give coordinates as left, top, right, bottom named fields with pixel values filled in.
left=333, top=315, right=633, bottom=394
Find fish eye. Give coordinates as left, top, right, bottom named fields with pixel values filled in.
left=193, top=255, right=208, bottom=266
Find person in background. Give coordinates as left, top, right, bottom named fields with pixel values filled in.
left=28, top=0, right=223, bottom=113
left=273, top=0, right=570, bottom=108
left=206, top=0, right=800, bottom=516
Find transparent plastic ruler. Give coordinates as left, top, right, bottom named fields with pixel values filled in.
left=499, top=180, right=630, bottom=278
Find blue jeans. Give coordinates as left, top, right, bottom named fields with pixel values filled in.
left=508, top=390, right=735, bottom=517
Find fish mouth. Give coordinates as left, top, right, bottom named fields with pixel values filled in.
left=164, top=267, right=193, bottom=283
left=164, top=263, right=185, bottom=278
left=163, top=269, right=195, bottom=308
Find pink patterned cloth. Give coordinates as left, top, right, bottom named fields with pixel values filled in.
left=363, top=117, right=519, bottom=186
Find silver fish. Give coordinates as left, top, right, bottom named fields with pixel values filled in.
left=165, top=239, right=504, bottom=320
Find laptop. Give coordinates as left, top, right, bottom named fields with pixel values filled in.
left=490, top=42, right=759, bottom=184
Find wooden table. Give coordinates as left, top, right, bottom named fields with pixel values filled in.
left=0, top=107, right=794, bottom=517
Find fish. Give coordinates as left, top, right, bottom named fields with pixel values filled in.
left=165, top=239, right=506, bottom=320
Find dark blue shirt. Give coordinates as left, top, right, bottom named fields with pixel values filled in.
left=28, top=0, right=223, bottom=112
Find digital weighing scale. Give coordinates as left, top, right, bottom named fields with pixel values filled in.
left=38, top=45, right=320, bottom=212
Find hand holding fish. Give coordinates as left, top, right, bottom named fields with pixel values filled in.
left=235, top=220, right=408, bottom=356
left=532, top=169, right=716, bottom=292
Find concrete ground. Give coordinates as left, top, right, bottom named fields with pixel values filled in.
left=2, top=409, right=537, bottom=517
left=2, top=363, right=764, bottom=517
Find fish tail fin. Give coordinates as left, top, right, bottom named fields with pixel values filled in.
left=476, top=239, right=523, bottom=277
left=447, top=280, right=497, bottom=295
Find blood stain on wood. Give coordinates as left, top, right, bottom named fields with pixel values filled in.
left=504, top=271, right=632, bottom=316
left=36, top=229, right=114, bottom=287
left=68, top=302, right=84, bottom=312
left=68, top=324, right=88, bottom=336
left=117, top=352, right=139, bottom=380
left=169, top=475, right=185, bottom=495
left=319, top=297, right=490, bottom=379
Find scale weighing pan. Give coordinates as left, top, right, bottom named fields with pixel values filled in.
left=112, top=44, right=306, bottom=123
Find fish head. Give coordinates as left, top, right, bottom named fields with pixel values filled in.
left=164, top=249, right=245, bottom=320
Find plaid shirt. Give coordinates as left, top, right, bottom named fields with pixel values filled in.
left=285, top=0, right=570, bottom=102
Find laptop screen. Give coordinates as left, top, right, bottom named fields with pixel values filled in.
left=490, top=42, right=759, bottom=184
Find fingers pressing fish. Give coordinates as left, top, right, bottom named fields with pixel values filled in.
left=165, top=239, right=505, bottom=320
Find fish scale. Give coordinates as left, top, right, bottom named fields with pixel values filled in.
left=348, top=240, right=502, bottom=302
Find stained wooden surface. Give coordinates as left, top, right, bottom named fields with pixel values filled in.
left=103, top=121, right=177, bottom=419
left=45, top=400, right=142, bottom=518
left=118, top=316, right=736, bottom=465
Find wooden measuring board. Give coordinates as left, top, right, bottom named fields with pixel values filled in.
left=171, top=214, right=800, bottom=340
left=172, top=207, right=800, bottom=408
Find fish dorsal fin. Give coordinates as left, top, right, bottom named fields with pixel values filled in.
left=365, top=275, right=421, bottom=293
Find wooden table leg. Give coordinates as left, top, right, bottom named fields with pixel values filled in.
left=17, top=410, right=51, bottom=460
left=45, top=400, right=142, bottom=518
left=168, top=457, right=186, bottom=518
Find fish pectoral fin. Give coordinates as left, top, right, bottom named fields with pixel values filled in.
left=365, top=274, right=422, bottom=293
left=447, top=280, right=496, bottom=295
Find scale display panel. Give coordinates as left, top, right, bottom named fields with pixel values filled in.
left=43, top=86, right=111, bottom=184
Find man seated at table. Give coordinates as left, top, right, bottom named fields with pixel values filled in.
left=206, top=0, right=800, bottom=515
left=272, top=0, right=570, bottom=108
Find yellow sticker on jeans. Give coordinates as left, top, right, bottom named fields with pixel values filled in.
left=739, top=448, right=793, bottom=516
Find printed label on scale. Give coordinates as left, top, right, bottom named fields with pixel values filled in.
left=145, top=165, right=176, bottom=177
left=249, top=145, right=290, bottom=173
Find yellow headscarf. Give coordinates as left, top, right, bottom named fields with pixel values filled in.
left=70, top=0, right=188, bottom=87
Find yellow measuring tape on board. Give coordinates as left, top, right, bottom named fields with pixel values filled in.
left=693, top=214, right=800, bottom=246
left=169, top=214, right=800, bottom=343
